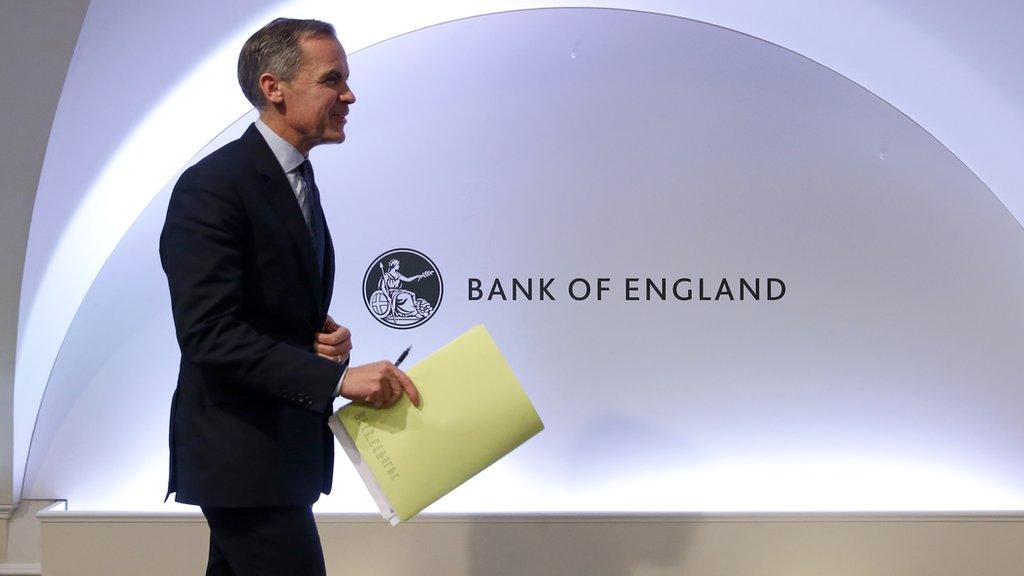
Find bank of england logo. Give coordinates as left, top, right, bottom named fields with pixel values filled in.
left=363, top=248, right=443, bottom=329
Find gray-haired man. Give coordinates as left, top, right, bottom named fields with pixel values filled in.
left=161, top=18, right=420, bottom=574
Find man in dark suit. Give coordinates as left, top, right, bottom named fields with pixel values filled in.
left=160, top=18, right=420, bottom=575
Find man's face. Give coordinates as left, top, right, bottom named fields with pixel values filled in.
left=278, top=35, right=355, bottom=153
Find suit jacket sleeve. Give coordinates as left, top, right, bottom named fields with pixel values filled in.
left=160, top=167, right=342, bottom=414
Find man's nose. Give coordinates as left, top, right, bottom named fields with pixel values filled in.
left=340, top=89, right=356, bottom=104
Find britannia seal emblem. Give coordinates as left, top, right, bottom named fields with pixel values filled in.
left=362, top=248, right=443, bottom=329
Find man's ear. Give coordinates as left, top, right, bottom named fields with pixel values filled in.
left=259, top=72, right=285, bottom=105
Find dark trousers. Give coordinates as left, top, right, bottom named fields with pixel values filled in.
left=201, top=505, right=327, bottom=576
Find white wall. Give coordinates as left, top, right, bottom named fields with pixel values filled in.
left=0, top=0, right=90, bottom=568
left=21, top=7, right=1024, bottom=514
left=13, top=0, right=1024, bottom=508
left=0, top=0, right=91, bottom=508
left=3, top=0, right=1024, bottom=571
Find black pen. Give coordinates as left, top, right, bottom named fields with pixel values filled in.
left=394, top=346, right=412, bottom=367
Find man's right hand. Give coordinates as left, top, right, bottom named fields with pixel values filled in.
left=340, top=361, right=421, bottom=409
left=315, top=315, right=352, bottom=363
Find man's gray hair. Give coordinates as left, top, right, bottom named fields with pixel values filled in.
left=237, top=18, right=337, bottom=109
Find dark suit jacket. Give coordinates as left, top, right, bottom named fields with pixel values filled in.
left=160, top=123, right=345, bottom=507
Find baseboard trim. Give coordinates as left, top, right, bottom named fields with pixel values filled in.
left=36, top=506, right=1024, bottom=524
left=0, top=563, right=41, bottom=576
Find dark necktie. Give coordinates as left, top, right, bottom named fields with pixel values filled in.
left=297, top=160, right=325, bottom=279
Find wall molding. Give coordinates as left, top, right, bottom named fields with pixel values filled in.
left=36, top=507, right=1024, bottom=524
left=0, top=564, right=40, bottom=576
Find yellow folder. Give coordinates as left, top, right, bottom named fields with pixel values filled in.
left=329, top=325, right=544, bottom=524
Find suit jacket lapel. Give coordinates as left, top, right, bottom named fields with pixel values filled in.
left=321, top=221, right=335, bottom=315
left=241, top=124, right=324, bottom=316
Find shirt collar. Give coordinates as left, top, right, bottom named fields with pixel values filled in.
left=255, top=118, right=306, bottom=174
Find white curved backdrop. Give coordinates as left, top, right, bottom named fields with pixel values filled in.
left=21, top=8, right=1024, bottom=512
left=18, top=0, right=1024, bottom=503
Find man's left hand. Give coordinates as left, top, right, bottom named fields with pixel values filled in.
left=315, top=315, right=352, bottom=363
